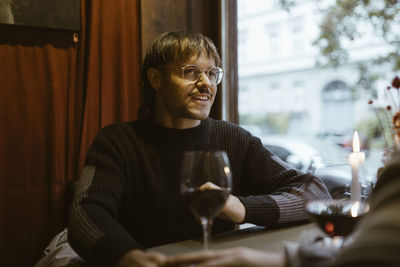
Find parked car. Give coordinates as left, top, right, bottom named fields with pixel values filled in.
left=317, top=130, right=370, bottom=153
left=261, top=135, right=374, bottom=199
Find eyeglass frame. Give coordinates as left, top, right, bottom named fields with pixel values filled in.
left=158, top=64, right=224, bottom=85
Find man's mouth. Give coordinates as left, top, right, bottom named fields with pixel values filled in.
left=189, top=88, right=213, bottom=103
left=191, top=94, right=210, bottom=101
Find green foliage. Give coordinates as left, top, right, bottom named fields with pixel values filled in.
left=266, top=113, right=290, bottom=134
left=239, top=114, right=267, bottom=125
left=353, top=62, right=380, bottom=98
left=278, top=0, right=297, bottom=11
left=281, top=0, right=400, bottom=95
left=316, top=1, right=400, bottom=91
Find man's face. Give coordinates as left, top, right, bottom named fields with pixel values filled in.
left=153, top=53, right=218, bottom=128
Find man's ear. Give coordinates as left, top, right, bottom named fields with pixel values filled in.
left=147, top=68, right=161, bottom=91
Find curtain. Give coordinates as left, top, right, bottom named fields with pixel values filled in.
left=78, top=0, right=141, bottom=172
left=0, top=25, right=80, bottom=267
left=0, top=0, right=141, bottom=266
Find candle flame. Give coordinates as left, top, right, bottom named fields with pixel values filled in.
left=353, top=131, right=360, bottom=153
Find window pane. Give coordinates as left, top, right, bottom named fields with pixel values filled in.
left=237, top=0, right=397, bottom=183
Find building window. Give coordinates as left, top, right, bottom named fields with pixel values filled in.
left=291, top=23, right=305, bottom=54
left=266, top=25, right=281, bottom=58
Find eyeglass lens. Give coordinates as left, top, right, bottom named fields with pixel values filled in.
left=182, top=65, right=223, bottom=85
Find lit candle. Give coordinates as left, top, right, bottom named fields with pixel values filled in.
left=348, top=131, right=365, bottom=202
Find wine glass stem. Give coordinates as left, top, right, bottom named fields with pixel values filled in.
left=200, top=217, right=211, bottom=251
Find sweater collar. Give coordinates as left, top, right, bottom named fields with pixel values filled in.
left=144, top=118, right=210, bottom=141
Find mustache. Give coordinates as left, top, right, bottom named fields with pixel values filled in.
left=189, top=88, right=213, bottom=96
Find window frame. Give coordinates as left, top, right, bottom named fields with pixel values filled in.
left=220, top=0, right=239, bottom=123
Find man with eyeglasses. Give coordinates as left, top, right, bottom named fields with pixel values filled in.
left=67, top=30, right=330, bottom=267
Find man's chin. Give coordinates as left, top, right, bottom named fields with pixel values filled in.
left=186, top=110, right=210, bottom=120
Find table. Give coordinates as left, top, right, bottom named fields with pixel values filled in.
left=149, top=223, right=317, bottom=255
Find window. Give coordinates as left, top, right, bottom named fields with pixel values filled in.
left=266, top=25, right=281, bottom=58
left=238, top=29, right=248, bottom=63
left=291, top=81, right=305, bottom=111
left=290, top=22, right=305, bottom=54
left=237, top=0, right=393, bottom=177
left=269, top=82, right=282, bottom=111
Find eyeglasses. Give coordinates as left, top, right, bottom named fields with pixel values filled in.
left=179, top=65, right=224, bottom=85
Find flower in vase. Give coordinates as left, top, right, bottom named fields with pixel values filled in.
left=392, top=76, right=400, bottom=89
left=369, top=76, right=400, bottom=164
left=368, top=78, right=400, bottom=142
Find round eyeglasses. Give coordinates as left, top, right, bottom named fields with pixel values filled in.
left=180, top=65, right=224, bottom=85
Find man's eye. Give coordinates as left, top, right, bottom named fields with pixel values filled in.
left=208, top=69, right=217, bottom=78
left=184, top=67, right=199, bottom=75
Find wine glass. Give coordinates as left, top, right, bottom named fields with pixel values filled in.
left=180, top=151, right=232, bottom=250
left=304, top=174, right=370, bottom=248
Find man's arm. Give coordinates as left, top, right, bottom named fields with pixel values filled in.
left=68, top=127, right=145, bottom=266
left=233, top=136, right=330, bottom=227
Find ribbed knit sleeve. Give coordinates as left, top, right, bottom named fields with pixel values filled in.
left=68, top=125, right=141, bottom=267
left=227, top=126, right=331, bottom=226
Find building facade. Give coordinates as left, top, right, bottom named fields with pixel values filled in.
left=238, top=0, right=393, bottom=137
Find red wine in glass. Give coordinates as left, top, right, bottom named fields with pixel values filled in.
left=183, top=188, right=229, bottom=219
left=180, top=151, right=232, bottom=250
left=306, top=199, right=369, bottom=246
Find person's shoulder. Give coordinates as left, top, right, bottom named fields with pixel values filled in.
left=97, top=120, right=140, bottom=139
left=208, top=118, right=239, bottom=129
left=101, top=120, right=135, bottom=131
left=207, top=118, right=254, bottom=136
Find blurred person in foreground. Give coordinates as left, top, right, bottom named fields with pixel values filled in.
left=67, top=30, right=330, bottom=267
left=167, top=152, right=400, bottom=267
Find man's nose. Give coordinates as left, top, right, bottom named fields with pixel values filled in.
left=196, top=72, right=212, bottom=88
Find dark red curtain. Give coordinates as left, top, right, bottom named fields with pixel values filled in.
left=0, top=26, right=80, bottom=267
left=0, top=0, right=141, bottom=266
left=78, top=0, right=141, bottom=171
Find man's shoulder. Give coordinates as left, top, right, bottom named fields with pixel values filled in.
left=97, top=120, right=142, bottom=139
left=101, top=120, right=135, bottom=131
left=207, top=118, right=252, bottom=136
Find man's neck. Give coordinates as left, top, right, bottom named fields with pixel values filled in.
left=153, top=116, right=201, bottom=129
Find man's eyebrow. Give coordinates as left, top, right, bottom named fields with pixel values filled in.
left=183, top=64, right=216, bottom=68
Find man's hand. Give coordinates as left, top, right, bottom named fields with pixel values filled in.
left=115, top=249, right=167, bottom=267
left=166, top=247, right=284, bottom=267
left=219, top=194, right=246, bottom=223
left=199, top=182, right=246, bottom=224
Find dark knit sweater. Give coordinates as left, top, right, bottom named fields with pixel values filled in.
left=68, top=118, right=330, bottom=267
